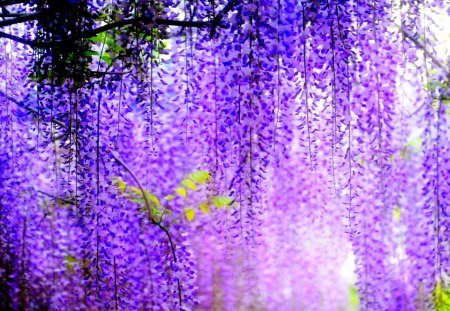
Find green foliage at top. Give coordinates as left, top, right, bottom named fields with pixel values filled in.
left=30, top=3, right=168, bottom=86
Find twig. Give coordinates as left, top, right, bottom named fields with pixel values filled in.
left=113, top=256, right=119, bottom=311
left=408, top=95, right=450, bottom=118
left=90, top=70, right=132, bottom=76
left=399, top=27, right=450, bottom=117
left=37, top=190, right=75, bottom=204
left=0, top=90, right=67, bottom=128
left=399, top=26, right=450, bottom=76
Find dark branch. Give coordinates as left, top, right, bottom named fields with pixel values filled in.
left=0, top=13, right=208, bottom=35
left=0, top=30, right=37, bottom=46
left=210, top=0, right=238, bottom=36
left=155, top=17, right=207, bottom=28
left=0, top=15, right=209, bottom=48
left=0, top=0, right=240, bottom=46
left=0, top=12, right=40, bottom=28
left=72, top=16, right=207, bottom=41
left=0, top=12, right=30, bottom=17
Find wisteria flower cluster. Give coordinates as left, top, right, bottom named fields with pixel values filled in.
left=0, top=0, right=449, bottom=310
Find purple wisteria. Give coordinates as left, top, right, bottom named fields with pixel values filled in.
left=0, top=0, right=449, bottom=310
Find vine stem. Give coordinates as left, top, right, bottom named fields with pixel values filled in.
left=109, top=149, right=183, bottom=309
left=113, top=255, right=118, bottom=311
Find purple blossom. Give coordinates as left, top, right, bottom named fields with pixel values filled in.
left=0, top=0, right=449, bottom=310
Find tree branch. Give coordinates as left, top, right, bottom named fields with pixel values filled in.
left=0, top=12, right=40, bottom=28
left=399, top=27, right=450, bottom=117
left=400, top=27, right=450, bottom=76
left=0, top=0, right=240, bottom=46
left=0, top=30, right=36, bottom=46
left=0, top=15, right=208, bottom=48
left=72, top=16, right=208, bottom=41
left=210, top=0, right=238, bottom=36
left=0, top=12, right=31, bottom=17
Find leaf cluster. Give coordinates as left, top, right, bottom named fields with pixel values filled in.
left=113, top=170, right=235, bottom=224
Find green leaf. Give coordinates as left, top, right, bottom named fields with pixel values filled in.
left=389, top=154, right=395, bottom=165
left=185, top=208, right=195, bottom=221
left=212, top=196, right=232, bottom=208
left=55, top=198, right=72, bottom=208
left=175, top=187, right=187, bottom=197
left=64, top=255, right=78, bottom=272
left=113, top=177, right=127, bottom=192
left=407, top=137, right=423, bottom=152
left=84, top=50, right=99, bottom=57
left=145, top=192, right=161, bottom=207
left=89, top=31, right=124, bottom=56
left=349, top=285, right=359, bottom=307
left=101, top=53, right=113, bottom=66
left=89, top=32, right=108, bottom=43
left=435, top=281, right=450, bottom=310
left=199, top=202, right=211, bottom=214
left=425, top=80, right=443, bottom=92
left=130, top=198, right=144, bottom=204
left=417, top=35, right=425, bottom=43
left=138, top=32, right=153, bottom=41
left=64, top=255, right=78, bottom=263
left=158, top=41, right=166, bottom=49
left=393, top=206, right=401, bottom=222
left=182, top=179, right=198, bottom=191
left=95, top=13, right=110, bottom=22
left=189, top=170, right=210, bottom=185
left=128, top=186, right=142, bottom=195
left=151, top=206, right=161, bottom=217
left=162, top=207, right=172, bottom=216
left=107, top=40, right=125, bottom=53
left=165, top=194, right=175, bottom=201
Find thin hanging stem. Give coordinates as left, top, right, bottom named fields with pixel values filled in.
left=109, top=150, right=182, bottom=309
